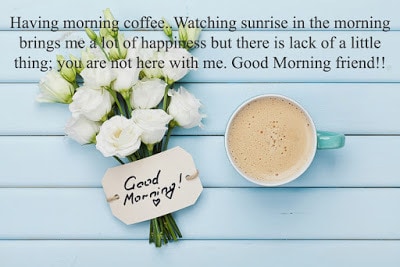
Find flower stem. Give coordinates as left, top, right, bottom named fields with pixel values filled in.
left=162, top=84, right=172, bottom=112
left=149, top=214, right=182, bottom=247
left=162, top=124, right=175, bottom=151
left=167, top=213, right=182, bottom=237
left=152, top=218, right=162, bottom=247
left=140, top=121, right=182, bottom=247
left=127, top=154, right=136, bottom=162
left=163, top=215, right=177, bottom=241
left=124, top=95, right=133, bottom=117
left=107, top=88, right=125, bottom=116
left=118, top=93, right=130, bottom=118
left=112, top=156, right=125, bottom=165
left=96, top=39, right=111, bottom=61
left=159, top=217, right=170, bottom=244
left=114, top=34, right=123, bottom=59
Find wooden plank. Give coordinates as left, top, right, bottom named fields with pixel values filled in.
left=0, top=188, right=399, bottom=239
left=1, top=83, right=399, bottom=135
left=0, top=31, right=399, bottom=82
left=0, top=240, right=399, bottom=267
left=1, top=0, right=399, bottom=30
left=0, top=136, right=399, bottom=188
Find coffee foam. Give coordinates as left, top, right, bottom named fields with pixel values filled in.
left=227, top=96, right=315, bottom=184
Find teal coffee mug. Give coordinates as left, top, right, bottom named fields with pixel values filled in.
left=225, top=94, right=345, bottom=186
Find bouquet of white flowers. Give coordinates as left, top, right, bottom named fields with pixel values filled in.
left=37, top=9, right=205, bottom=247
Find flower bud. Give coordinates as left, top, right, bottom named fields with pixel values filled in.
left=99, top=27, right=110, bottom=38
left=178, top=23, right=187, bottom=43
left=69, top=54, right=84, bottom=74
left=60, top=64, right=76, bottom=83
left=116, top=33, right=128, bottom=59
left=103, top=8, right=118, bottom=38
left=103, top=8, right=116, bottom=23
left=109, top=47, right=120, bottom=61
left=56, top=55, right=65, bottom=70
left=185, top=25, right=201, bottom=49
left=109, top=28, right=119, bottom=38
left=56, top=55, right=76, bottom=83
left=163, top=18, right=173, bottom=39
left=85, top=28, right=97, bottom=41
left=108, top=34, right=127, bottom=60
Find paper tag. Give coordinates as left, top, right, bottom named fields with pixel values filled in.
left=101, top=146, right=203, bottom=225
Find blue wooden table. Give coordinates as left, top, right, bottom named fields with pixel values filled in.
left=1, top=0, right=400, bottom=266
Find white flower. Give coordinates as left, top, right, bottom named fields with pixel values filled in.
left=69, top=86, right=114, bottom=121
left=96, top=115, right=142, bottom=157
left=130, top=78, right=166, bottom=109
left=81, top=48, right=107, bottom=68
left=168, top=86, right=205, bottom=128
left=161, top=48, right=196, bottom=83
left=65, top=116, right=100, bottom=145
left=80, top=61, right=116, bottom=88
left=128, top=48, right=163, bottom=79
left=36, top=70, right=75, bottom=103
left=125, top=47, right=140, bottom=61
left=112, top=59, right=140, bottom=94
left=131, top=109, right=173, bottom=145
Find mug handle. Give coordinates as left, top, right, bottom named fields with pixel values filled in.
left=317, top=131, right=345, bottom=149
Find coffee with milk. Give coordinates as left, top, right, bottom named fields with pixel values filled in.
left=226, top=95, right=316, bottom=184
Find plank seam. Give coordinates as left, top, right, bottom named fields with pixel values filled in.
left=3, top=81, right=400, bottom=85
left=1, top=134, right=400, bottom=137
left=1, top=238, right=400, bottom=241
left=1, top=29, right=399, bottom=33
left=1, top=186, right=400, bottom=189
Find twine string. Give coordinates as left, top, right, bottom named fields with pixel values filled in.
left=185, top=169, right=199, bottom=180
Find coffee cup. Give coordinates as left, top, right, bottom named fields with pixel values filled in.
left=225, top=94, right=345, bottom=186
